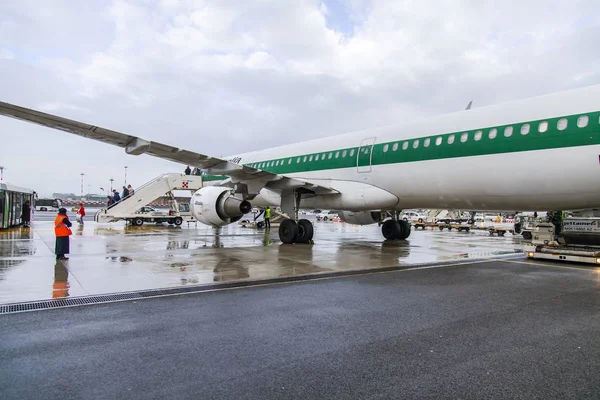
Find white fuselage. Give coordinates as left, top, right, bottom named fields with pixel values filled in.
left=224, top=84, right=600, bottom=212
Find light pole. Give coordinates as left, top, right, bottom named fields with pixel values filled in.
left=80, top=173, right=85, bottom=200
left=124, top=166, right=128, bottom=186
left=109, top=178, right=114, bottom=192
left=87, top=184, right=91, bottom=200
left=0, top=166, right=4, bottom=181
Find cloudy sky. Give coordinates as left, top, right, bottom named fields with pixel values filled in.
left=1, top=0, right=599, bottom=197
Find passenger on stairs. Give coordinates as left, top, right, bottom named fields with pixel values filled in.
left=122, top=185, right=130, bottom=199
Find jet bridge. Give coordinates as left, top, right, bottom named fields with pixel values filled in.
left=95, top=174, right=203, bottom=223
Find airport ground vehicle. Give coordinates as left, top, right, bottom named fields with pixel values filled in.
left=514, top=212, right=546, bottom=239
left=0, top=182, right=35, bottom=229
left=34, top=198, right=60, bottom=212
left=94, top=173, right=202, bottom=225
left=525, top=218, right=600, bottom=264
left=316, top=210, right=339, bottom=221
left=128, top=205, right=185, bottom=226
left=400, top=210, right=425, bottom=223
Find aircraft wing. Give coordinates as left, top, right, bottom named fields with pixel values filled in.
left=0, top=101, right=336, bottom=195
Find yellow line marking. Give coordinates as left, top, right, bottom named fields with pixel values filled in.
left=498, top=258, right=600, bottom=272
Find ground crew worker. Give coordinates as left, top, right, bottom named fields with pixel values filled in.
left=549, top=210, right=565, bottom=237
left=21, top=201, right=31, bottom=228
left=264, top=206, right=271, bottom=229
left=54, top=208, right=73, bottom=260
left=77, top=203, right=86, bottom=225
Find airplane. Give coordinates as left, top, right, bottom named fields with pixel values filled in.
left=1, top=83, right=600, bottom=244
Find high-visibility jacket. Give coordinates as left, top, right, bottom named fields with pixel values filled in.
left=265, top=208, right=271, bottom=219
left=54, top=215, right=72, bottom=237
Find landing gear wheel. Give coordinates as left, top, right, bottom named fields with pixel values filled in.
left=398, top=220, right=411, bottom=239
left=382, top=220, right=401, bottom=240
left=173, top=217, right=183, bottom=226
left=279, top=219, right=299, bottom=244
left=297, top=219, right=314, bottom=243
left=133, top=217, right=144, bottom=226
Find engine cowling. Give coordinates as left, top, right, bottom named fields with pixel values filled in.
left=338, top=211, right=382, bottom=225
left=190, top=186, right=252, bottom=226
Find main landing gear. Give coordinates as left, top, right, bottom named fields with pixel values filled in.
left=279, top=219, right=314, bottom=244
left=381, top=218, right=411, bottom=240
left=278, top=189, right=315, bottom=244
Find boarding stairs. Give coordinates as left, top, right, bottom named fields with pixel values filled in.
left=94, top=173, right=204, bottom=223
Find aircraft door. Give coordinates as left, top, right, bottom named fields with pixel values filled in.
left=357, top=137, right=376, bottom=173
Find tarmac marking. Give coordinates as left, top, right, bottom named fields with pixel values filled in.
left=497, top=258, right=600, bottom=272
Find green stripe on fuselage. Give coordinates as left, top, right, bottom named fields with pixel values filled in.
left=203, top=111, right=600, bottom=180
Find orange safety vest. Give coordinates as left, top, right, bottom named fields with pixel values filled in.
left=54, top=215, right=72, bottom=237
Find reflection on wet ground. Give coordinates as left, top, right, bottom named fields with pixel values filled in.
left=0, top=218, right=524, bottom=304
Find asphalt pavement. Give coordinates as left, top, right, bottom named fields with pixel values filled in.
left=1, top=258, right=599, bottom=399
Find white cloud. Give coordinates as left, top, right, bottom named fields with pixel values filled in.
left=0, top=48, right=14, bottom=59
left=0, top=0, right=599, bottom=196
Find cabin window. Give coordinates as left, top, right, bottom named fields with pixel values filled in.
left=435, top=137, right=443, bottom=146
left=276, top=160, right=280, bottom=166
left=350, top=149, right=355, bottom=157
left=402, top=142, right=409, bottom=150
left=557, top=118, right=568, bottom=131
left=460, top=132, right=468, bottom=143
left=448, top=135, right=455, bottom=144
left=504, top=126, right=513, bottom=137
left=538, top=121, right=548, bottom=133
left=303, top=156, right=308, bottom=162
left=413, top=140, right=419, bottom=149
left=474, top=130, right=482, bottom=141
left=383, top=144, right=389, bottom=152
left=577, top=115, right=589, bottom=128
left=335, top=151, right=340, bottom=158
left=328, top=152, right=333, bottom=159
left=309, top=155, right=313, bottom=162
left=424, top=138, right=431, bottom=147
left=489, top=128, right=497, bottom=139
left=322, top=153, right=327, bottom=160
left=296, top=157, right=300, bottom=163
left=392, top=143, right=399, bottom=151
left=342, top=150, right=347, bottom=158
left=288, top=159, right=292, bottom=164
left=520, top=124, right=530, bottom=135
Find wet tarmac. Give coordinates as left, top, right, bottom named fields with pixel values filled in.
left=0, top=214, right=524, bottom=305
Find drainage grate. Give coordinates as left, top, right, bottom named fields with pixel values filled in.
left=0, top=292, right=144, bottom=314
left=0, top=253, right=524, bottom=315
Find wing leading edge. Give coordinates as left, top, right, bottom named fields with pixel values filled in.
left=0, top=101, right=336, bottom=196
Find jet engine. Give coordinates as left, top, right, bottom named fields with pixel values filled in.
left=338, top=211, right=383, bottom=225
left=190, top=186, right=252, bottom=226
